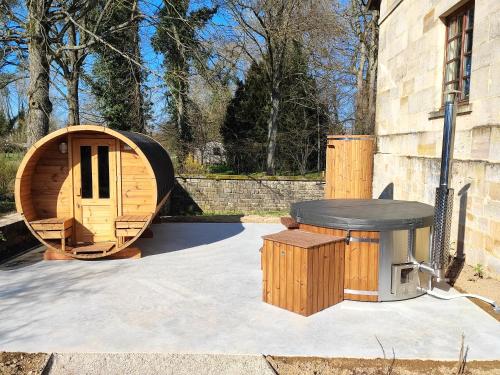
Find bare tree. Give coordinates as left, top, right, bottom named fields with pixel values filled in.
left=349, top=0, right=379, bottom=134
left=222, top=0, right=347, bottom=174
left=48, top=0, right=144, bottom=126
left=26, top=0, right=53, bottom=146
left=224, top=0, right=304, bottom=175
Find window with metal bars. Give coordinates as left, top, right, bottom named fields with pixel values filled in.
left=443, top=2, right=474, bottom=104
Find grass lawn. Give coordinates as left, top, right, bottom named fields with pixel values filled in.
left=0, top=152, right=23, bottom=217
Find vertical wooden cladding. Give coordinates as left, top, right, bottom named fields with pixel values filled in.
left=325, top=135, right=375, bottom=199
left=299, top=224, right=379, bottom=302
left=262, top=234, right=345, bottom=316
left=31, top=138, right=72, bottom=220
left=120, top=144, right=155, bottom=216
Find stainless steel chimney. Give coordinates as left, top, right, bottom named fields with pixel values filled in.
left=430, top=96, right=458, bottom=280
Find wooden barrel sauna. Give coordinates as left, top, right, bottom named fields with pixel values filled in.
left=15, top=125, right=174, bottom=259
left=291, top=199, right=434, bottom=302
left=324, top=135, right=375, bottom=199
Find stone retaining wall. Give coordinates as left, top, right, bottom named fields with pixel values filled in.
left=0, top=213, right=39, bottom=262
left=168, top=176, right=325, bottom=215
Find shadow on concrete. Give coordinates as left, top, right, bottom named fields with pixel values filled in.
left=139, top=222, right=246, bottom=257
left=161, top=215, right=245, bottom=223
left=378, top=183, right=394, bottom=199
left=446, top=183, right=470, bottom=286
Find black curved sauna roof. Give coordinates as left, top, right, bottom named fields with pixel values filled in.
left=116, top=130, right=175, bottom=204
left=291, top=199, right=434, bottom=231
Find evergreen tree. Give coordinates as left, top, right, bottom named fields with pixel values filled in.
left=0, top=110, right=9, bottom=136
left=277, top=42, right=328, bottom=174
left=221, top=62, right=269, bottom=173
left=222, top=43, right=328, bottom=175
left=90, top=0, right=149, bottom=132
left=152, top=0, right=217, bottom=154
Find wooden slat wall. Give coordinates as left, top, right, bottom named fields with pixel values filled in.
left=324, top=136, right=374, bottom=199
left=262, top=238, right=344, bottom=316
left=299, top=223, right=379, bottom=302
left=31, top=140, right=72, bottom=219
left=120, top=145, right=156, bottom=215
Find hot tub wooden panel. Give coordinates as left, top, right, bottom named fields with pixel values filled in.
left=299, top=223, right=379, bottom=302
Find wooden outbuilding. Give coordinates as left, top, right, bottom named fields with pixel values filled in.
left=15, top=125, right=174, bottom=259
left=324, top=135, right=374, bottom=199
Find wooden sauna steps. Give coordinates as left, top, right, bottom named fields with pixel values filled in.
left=44, top=245, right=141, bottom=260
left=71, top=242, right=115, bottom=255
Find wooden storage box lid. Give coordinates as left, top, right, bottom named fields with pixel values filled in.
left=262, top=230, right=344, bottom=249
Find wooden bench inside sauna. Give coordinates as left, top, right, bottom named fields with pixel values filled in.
left=15, top=125, right=174, bottom=259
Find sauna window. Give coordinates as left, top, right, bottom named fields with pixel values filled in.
left=443, top=3, right=474, bottom=103
left=97, top=146, right=110, bottom=198
left=80, top=146, right=93, bottom=199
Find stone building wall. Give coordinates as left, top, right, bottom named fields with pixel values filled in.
left=168, top=176, right=325, bottom=215
left=374, top=0, right=500, bottom=272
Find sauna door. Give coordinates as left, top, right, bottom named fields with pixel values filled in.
left=72, top=138, right=117, bottom=244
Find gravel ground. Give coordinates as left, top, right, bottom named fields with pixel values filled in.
left=45, top=353, right=276, bottom=375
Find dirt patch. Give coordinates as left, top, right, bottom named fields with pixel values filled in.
left=452, top=264, right=500, bottom=321
left=453, top=264, right=500, bottom=302
left=267, top=356, right=500, bottom=375
left=0, top=352, right=49, bottom=375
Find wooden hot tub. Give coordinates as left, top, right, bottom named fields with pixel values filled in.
left=291, top=199, right=434, bottom=302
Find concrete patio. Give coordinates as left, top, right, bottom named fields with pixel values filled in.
left=0, top=223, right=499, bottom=360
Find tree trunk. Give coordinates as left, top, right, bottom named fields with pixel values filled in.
left=354, top=39, right=367, bottom=135
left=26, top=0, right=52, bottom=146
left=66, top=24, right=80, bottom=126
left=171, top=23, right=190, bottom=144
left=367, top=10, right=380, bottom=135
left=66, top=74, right=80, bottom=125
left=266, top=82, right=280, bottom=175
left=130, top=3, right=145, bottom=133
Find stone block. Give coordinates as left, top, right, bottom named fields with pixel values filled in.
left=489, top=182, right=500, bottom=201
left=422, top=8, right=435, bottom=33
left=471, top=126, right=491, bottom=160
left=490, top=9, right=500, bottom=40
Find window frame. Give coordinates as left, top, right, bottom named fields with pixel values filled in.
left=442, top=1, right=474, bottom=105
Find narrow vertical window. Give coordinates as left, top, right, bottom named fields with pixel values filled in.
left=443, top=3, right=474, bottom=103
left=80, top=146, right=93, bottom=199
left=98, top=146, right=110, bottom=198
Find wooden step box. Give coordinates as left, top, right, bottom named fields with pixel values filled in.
left=261, top=230, right=345, bottom=316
